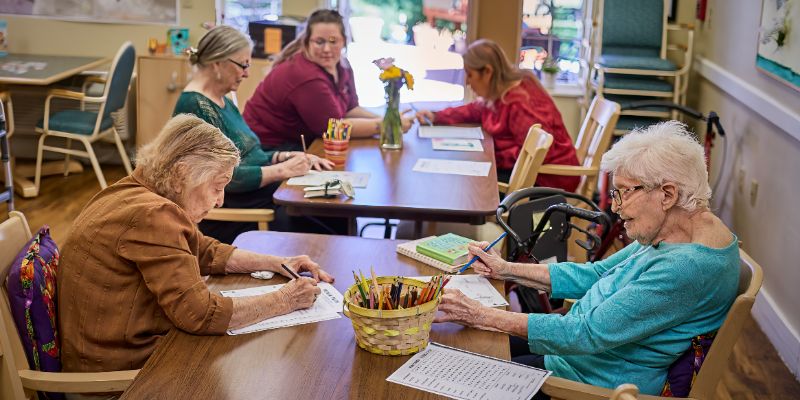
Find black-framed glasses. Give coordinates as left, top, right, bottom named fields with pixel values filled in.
left=609, top=185, right=645, bottom=206
left=227, top=58, right=250, bottom=71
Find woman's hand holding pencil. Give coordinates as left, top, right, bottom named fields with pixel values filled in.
left=465, top=240, right=512, bottom=280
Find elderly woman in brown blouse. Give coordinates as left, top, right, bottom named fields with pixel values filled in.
left=57, top=114, right=334, bottom=378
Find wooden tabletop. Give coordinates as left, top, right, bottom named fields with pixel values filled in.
left=273, top=126, right=500, bottom=225
left=121, top=231, right=510, bottom=400
left=0, top=54, right=109, bottom=85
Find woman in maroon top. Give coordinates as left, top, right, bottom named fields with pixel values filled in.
left=415, top=39, right=579, bottom=192
left=243, top=9, right=413, bottom=150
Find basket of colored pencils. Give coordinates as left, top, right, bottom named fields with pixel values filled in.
left=343, top=269, right=451, bottom=356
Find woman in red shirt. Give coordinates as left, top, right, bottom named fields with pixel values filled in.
left=415, top=39, right=579, bottom=192
left=243, top=9, right=413, bottom=150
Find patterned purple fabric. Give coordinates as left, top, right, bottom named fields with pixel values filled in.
left=661, top=332, right=716, bottom=397
left=5, top=225, right=64, bottom=400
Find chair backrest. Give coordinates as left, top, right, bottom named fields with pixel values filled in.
left=0, top=211, right=33, bottom=399
left=598, top=0, right=668, bottom=58
left=573, top=96, right=620, bottom=198
left=98, top=42, right=136, bottom=124
left=688, top=249, right=764, bottom=400
left=506, top=124, right=554, bottom=194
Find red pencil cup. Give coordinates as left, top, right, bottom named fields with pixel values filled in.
left=323, top=137, right=350, bottom=167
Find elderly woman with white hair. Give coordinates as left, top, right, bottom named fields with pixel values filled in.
left=433, top=121, right=740, bottom=395
left=58, top=115, right=334, bottom=380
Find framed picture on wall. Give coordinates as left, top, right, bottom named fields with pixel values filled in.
left=756, top=0, right=800, bottom=91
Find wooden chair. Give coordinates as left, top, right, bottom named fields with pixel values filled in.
left=34, top=42, right=135, bottom=192
left=204, top=208, right=274, bottom=231
left=611, top=384, right=640, bottom=400
left=540, top=248, right=764, bottom=400
left=538, top=96, right=621, bottom=201
left=0, top=211, right=138, bottom=399
left=498, top=124, right=555, bottom=195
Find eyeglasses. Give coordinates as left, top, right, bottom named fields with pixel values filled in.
left=309, top=37, right=343, bottom=48
left=609, top=185, right=645, bottom=206
left=227, top=58, right=250, bottom=71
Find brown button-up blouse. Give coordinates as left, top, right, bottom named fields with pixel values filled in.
left=58, top=169, right=235, bottom=372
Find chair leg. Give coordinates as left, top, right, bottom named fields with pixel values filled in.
left=34, top=133, right=48, bottom=193
left=258, top=221, right=269, bottom=231
left=63, top=138, right=72, bottom=177
left=81, top=139, right=107, bottom=189
left=112, top=128, right=133, bottom=174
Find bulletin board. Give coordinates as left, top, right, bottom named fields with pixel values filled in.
left=0, top=0, right=179, bottom=25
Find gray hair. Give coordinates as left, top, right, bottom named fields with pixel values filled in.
left=601, top=120, right=711, bottom=212
left=189, top=25, right=252, bottom=66
left=136, top=114, right=240, bottom=202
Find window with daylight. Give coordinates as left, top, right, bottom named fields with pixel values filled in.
left=223, top=0, right=283, bottom=33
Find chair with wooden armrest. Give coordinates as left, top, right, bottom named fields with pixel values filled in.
left=34, top=41, right=135, bottom=192
left=539, top=248, right=763, bottom=400
left=204, top=208, right=275, bottom=231
left=0, top=211, right=138, bottom=400
left=497, top=124, right=554, bottom=195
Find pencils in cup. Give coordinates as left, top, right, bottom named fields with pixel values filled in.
left=457, top=232, right=508, bottom=274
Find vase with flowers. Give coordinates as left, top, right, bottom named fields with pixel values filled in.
left=373, top=57, right=414, bottom=150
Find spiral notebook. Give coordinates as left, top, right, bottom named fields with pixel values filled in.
left=396, top=236, right=466, bottom=273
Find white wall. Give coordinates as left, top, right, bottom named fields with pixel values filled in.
left=680, top=0, right=800, bottom=379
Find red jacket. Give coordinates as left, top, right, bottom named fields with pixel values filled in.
left=433, top=77, right=579, bottom=191
left=243, top=53, right=359, bottom=149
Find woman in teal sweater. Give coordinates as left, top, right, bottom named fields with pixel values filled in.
left=434, top=121, right=740, bottom=395
left=173, top=26, right=334, bottom=243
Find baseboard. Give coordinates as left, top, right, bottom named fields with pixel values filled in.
left=751, top=289, right=800, bottom=380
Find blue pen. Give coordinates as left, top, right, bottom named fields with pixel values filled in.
left=409, top=103, right=434, bottom=127
left=457, top=232, right=508, bottom=274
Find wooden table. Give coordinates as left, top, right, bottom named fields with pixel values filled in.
left=0, top=54, right=109, bottom=197
left=274, top=127, right=500, bottom=232
left=121, top=231, right=510, bottom=399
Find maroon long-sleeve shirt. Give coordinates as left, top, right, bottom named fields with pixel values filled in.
left=243, top=52, right=359, bottom=149
left=434, top=77, right=579, bottom=191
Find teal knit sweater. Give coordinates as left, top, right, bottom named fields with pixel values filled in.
left=528, top=237, right=739, bottom=394
left=173, top=92, right=277, bottom=192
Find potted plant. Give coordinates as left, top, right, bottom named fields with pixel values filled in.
left=541, top=56, right=559, bottom=88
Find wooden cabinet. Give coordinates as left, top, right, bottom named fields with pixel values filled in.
left=136, top=55, right=191, bottom=148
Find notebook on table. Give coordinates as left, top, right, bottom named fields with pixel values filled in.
left=396, top=236, right=467, bottom=273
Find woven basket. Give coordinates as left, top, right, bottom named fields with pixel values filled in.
left=343, top=276, right=439, bottom=356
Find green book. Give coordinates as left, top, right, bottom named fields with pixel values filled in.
left=415, top=233, right=473, bottom=266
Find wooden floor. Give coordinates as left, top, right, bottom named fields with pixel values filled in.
left=3, top=166, right=800, bottom=399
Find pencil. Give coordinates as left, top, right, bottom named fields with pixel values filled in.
left=300, top=134, right=308, bottom=154
left=409, top=103, right=434, bottom=127
left=280, top=263, right=301, bottom=280
left=457, top=232, right=508, bottom=274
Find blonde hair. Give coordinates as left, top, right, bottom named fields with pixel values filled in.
left=463, top=39, right=536, bottom=100
left=274, top=9, right=346, bottom=66
left=189, top=25, right=252, bottom=66
left=136, top=114, right=240, bottom=202
left=601, top=120, right=711, bottom=212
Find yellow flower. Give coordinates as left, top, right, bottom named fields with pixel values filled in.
left=403, top=71, right=414, bottom=90
left=379, top=66, right=402, bottom=81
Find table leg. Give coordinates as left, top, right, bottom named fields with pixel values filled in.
left=12, top=158, right=84, bottom=197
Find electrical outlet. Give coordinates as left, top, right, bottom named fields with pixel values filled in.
left=738, top=169, right=745, bottom=193
left=750, top=180, right=759, bottom=207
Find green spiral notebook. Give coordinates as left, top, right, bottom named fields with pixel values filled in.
left=415, top=233, right=473, bottom=266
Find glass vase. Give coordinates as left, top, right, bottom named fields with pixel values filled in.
left=380, top=84, right=403, bottom=150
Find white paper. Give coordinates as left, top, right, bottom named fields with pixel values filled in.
left=412, top=158, right=492, bottom=177
left=412, top=275, right=508, bottom=308
left=432, top=138, right=484, bottom=152
left=419, top=125, right=484, bottom=139
left=286, top=171, right=370, bottom=188
left=220, top=282, right=344, bottom=335
left=387, top=342, right=551, bottom=400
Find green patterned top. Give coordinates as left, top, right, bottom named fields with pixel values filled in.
left=173, top=91, right=277, bottom=193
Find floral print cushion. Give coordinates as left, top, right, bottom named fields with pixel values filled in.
left=5, top=225, right=64, bottom=400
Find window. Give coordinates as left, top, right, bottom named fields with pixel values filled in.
left=223, top=0, right=283, bottom=33
left=520, top=0, right=584, bottom=85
